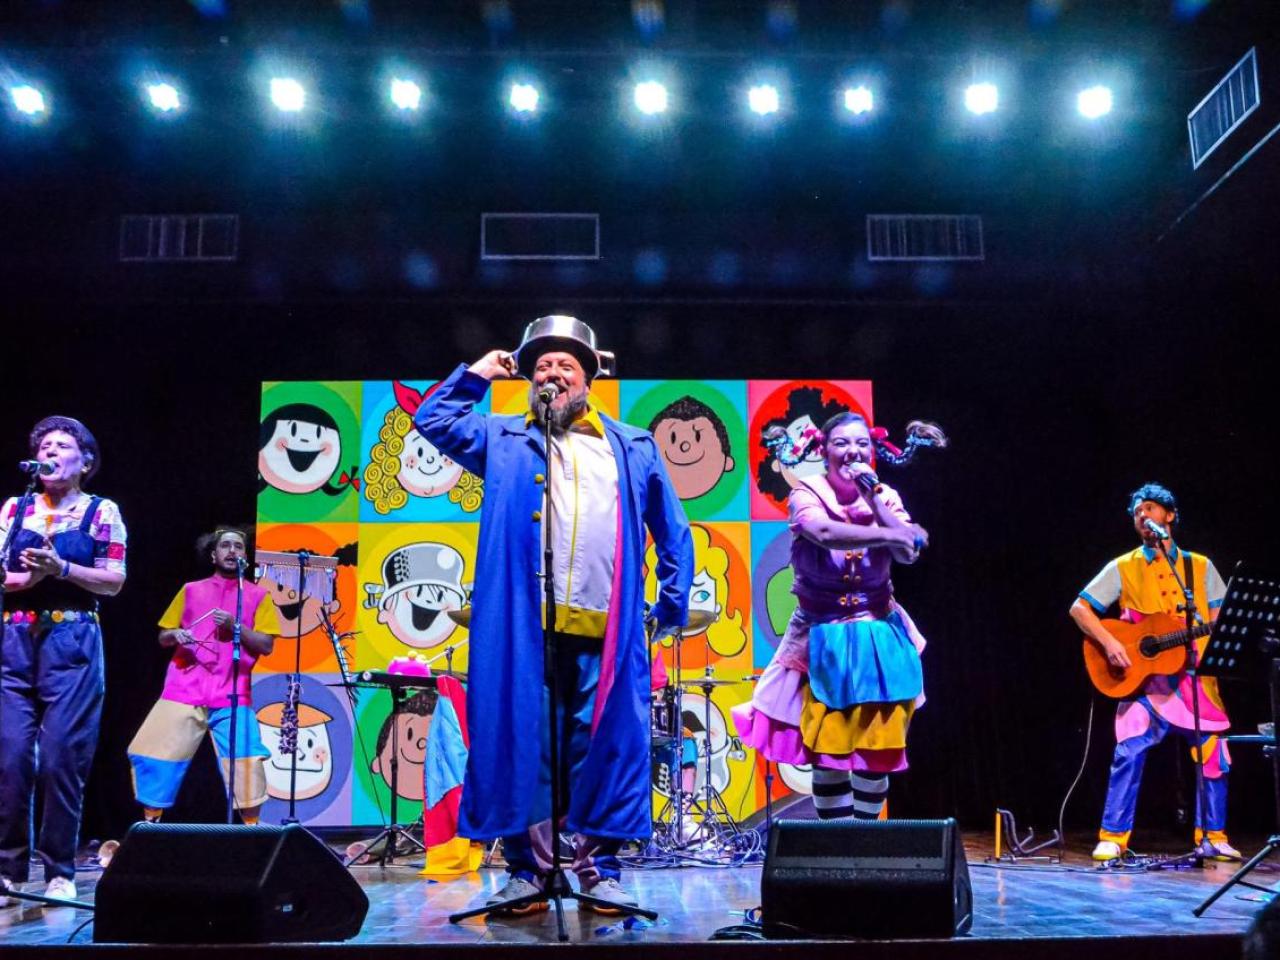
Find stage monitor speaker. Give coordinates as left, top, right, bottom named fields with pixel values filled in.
left=93, top=823, right=369, bottom=943
left=762, top=817, right=972, bottom=939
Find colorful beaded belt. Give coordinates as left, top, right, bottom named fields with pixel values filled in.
left=3, top=610, right=99, bottom=626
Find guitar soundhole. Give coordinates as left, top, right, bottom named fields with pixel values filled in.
left=1138, top=635, right=1159, bottom=657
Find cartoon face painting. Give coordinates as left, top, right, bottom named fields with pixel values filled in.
left=755, top=385, right=856, bottom=510
left=261, top=575, right=342, bottom=639
left=397, top=428, right=465, bottom=498
left=364, top=383, right=483, bottom=516
left=645, top=524, right=747, bottom=658
left=259, top=403, right=344, bottom=495
left=364, top=542, right=467, bottom=650
left=370, top=690, right=435, bottom=803
left=652, top=694, right=744, bottom=798
left=649, top=396, right=736, bottom=501
left=259, top=702, right=335, bottom=801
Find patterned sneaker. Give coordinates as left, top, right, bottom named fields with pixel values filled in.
left=484, top=876, right=548, bottom=916
left=580, top=877, right=639, bottom=914
left=44, top=877, right=77, bottom=903
left=1092, top=840, right=1123, bottom=861
left=1, top=876, right=15, bottom=908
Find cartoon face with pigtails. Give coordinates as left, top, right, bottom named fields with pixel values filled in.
left=363, top=382, right=483, bottom=516
left=259, top=403, right=359, bottom=497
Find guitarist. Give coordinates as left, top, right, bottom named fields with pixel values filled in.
left=1069, top=483, right=1239, bottom=862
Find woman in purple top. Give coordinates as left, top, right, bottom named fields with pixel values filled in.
left=733, top=413, right=944, bottom=820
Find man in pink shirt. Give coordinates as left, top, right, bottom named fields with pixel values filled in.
left=126, top=527, right=280, bottom=824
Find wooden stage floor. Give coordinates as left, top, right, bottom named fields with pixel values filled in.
left=1, top=833, right=1271, bottom=958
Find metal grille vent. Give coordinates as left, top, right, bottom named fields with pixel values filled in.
left=119, top=214, right=239, bottom=262
left=866, top=214, right=984, bottom=262
left=1188, top=47, right=1260, bottom=170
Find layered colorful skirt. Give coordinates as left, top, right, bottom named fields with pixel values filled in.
left=732, top=604, right=926, bottom=772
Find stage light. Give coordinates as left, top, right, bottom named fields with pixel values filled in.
left=964, top=82, right=999, bottom=115
left=10, top=84, right=46, bottom=116
left=270, top=77, right=306, bottom=112
left=509, top=82, right=539, bottom=113
left=389, top=78, right=422, bottom=111
left=748, top=84, right=780, bottom=116
left=146, top=82, right=182, bottom=113
left=633, top=80, right=668, bottom=115
left=844, top=85, right=874, bottom=115
left=1077, top=84, right=1113, bottom=119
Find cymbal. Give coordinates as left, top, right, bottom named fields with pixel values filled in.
left=678, top=676, right=740, bottom=688
left=682, top=610, right=716, bottom=633
left=446, top=608, right=472, bottom=628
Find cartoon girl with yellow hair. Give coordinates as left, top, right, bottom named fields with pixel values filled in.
left=363, top=382, right=483, bottom=516
left=646, top=524, right=746, bottom=658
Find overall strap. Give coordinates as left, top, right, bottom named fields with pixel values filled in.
left=78, top=496, right=103, bottom=534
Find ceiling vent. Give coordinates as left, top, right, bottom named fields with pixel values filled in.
left=1188, top=47, right=1260, bottom=170
left=866, top=214, right=984, bottom=262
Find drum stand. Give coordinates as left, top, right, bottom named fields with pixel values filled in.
left=648, top=617, right=745, bottom=858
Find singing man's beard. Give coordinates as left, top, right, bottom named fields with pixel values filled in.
left=529, top=388, right=590, bottom=433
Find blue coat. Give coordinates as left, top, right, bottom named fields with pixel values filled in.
left=416, top=365, right=693, bottom=839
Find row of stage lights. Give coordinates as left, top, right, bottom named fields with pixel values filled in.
left=5, top=75, right=1116, bottom=123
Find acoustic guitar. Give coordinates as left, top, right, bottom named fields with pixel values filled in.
left=1081, top=612, right=1214, bottom=699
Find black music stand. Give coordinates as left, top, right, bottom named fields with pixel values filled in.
left=1194, top=563, right=1280, bottom=915
left=342, top=671, right=430, bottom=868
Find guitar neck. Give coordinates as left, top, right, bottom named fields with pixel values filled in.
left=1147, top=621, right=1213, bottom=653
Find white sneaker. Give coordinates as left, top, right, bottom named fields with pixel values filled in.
left=581, top=877, right=639, bottom=914
left=44, top=877, right=77, bottom=903
left=1092, top=840, right=1123, bottom=861
left=1, top=875, right=15, bottom=908
left=1206, top=840, right=1243, bottom=861
left=484, top=876, right=547, bottom=916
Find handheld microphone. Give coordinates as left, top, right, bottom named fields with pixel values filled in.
left=853, top=468, right=880, bottom=493
left=1143, top=518, right=1171, bottom=541
left=18, top=460, right=54, bottom=477
left=536, top=383, right=561, bottom=405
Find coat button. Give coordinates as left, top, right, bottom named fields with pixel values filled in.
left=534, top=474, right=545, bottom=484
left=532, top=510, right=542, bottom=521
left=843, top=574, right=851, bottom=582
left=854, top=575, right=862, bottom=584
left=845, top=551, right=853, bottom=560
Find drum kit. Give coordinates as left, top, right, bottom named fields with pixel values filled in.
left=647, top=609, right=754, bottom=860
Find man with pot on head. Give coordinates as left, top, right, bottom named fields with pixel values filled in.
left=416, top=315, right=693, bottom=913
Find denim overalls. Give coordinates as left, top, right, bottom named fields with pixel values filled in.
left=1, top=496, right=106, bottom=883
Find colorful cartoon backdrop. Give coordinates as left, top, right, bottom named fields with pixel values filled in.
left=254, top=377, right=872, bottom=826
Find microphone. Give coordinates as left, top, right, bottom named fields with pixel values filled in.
left=1143, top=518, right=1171, bottom=541
left=236, top=556, right=247, bottom=577
left=853, top=468, right=880, bottom=493
left=536, top=383, right=561, bottom=405
left=18, top=460, right=54, bottom=476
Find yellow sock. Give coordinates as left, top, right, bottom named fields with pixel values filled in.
left=240, top=813, right=260, bottom=825
left=143, top=807, right=164, bottom=822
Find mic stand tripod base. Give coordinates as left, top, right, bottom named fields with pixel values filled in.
left=448, top=866, right=658, bottom=941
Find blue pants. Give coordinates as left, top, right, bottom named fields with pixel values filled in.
left=1101, top=702, right=1228, bottom=838
left=503, top=635, right=621, bottom=885
left=0, top=621, right=104, bottom=882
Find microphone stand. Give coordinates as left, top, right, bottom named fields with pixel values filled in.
left=450, top=390, right=657, bottom=940
left=1155, top=534, right=1214, bottom=864
left=226, top=557, right=246, bottom=825
left=284, top=549, right=311, bottom=825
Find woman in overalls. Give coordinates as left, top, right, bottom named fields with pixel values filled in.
left=0, top=416, right=127, bottom=905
